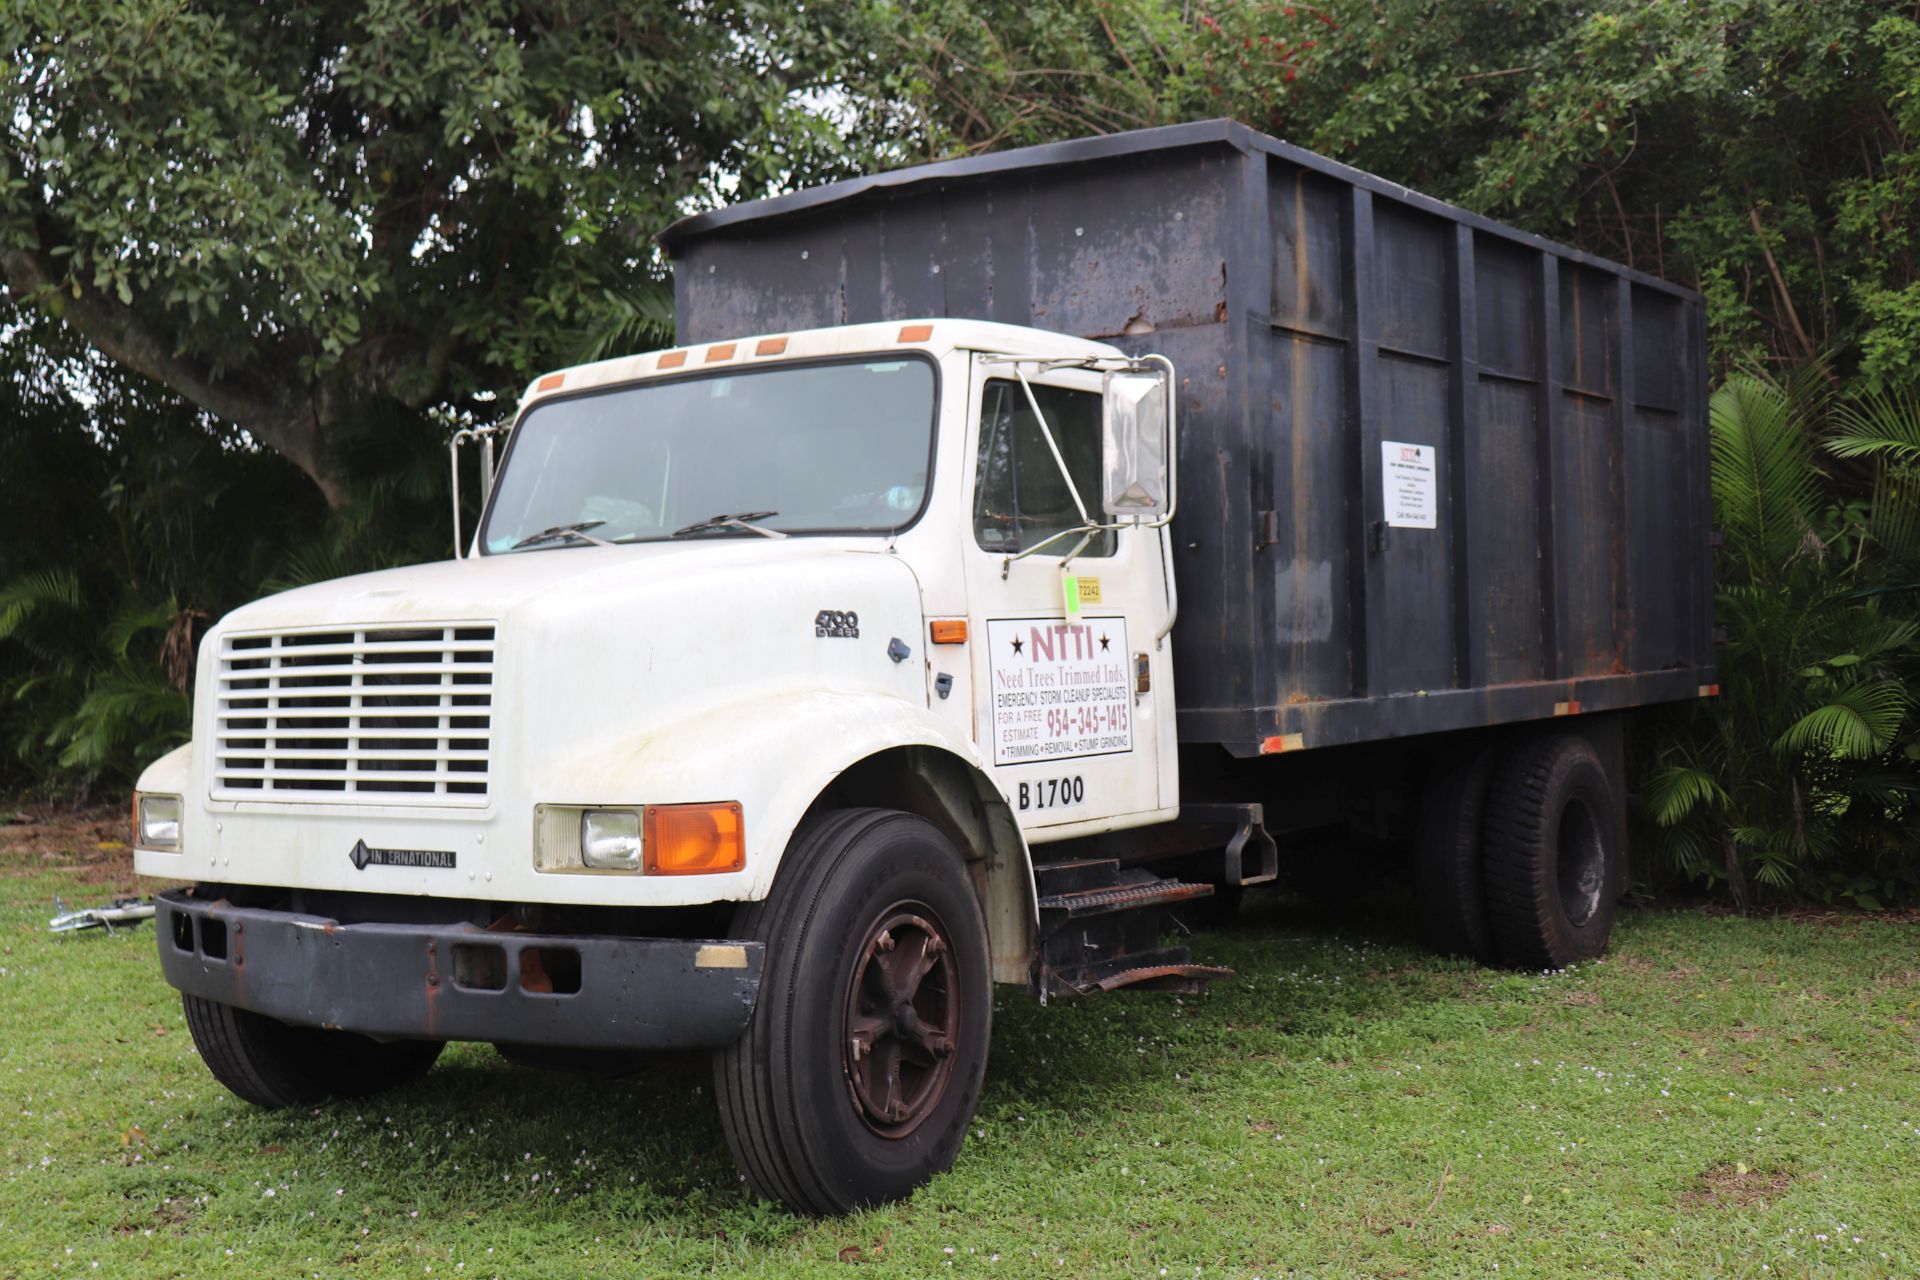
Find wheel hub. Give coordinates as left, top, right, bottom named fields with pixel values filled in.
left=843, top=907, right=959, bottom=1137
left=1557, top=798, right=1605, bottom=927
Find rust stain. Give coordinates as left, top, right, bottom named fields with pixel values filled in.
left=422, top=939, right=442, bottom=1035
left=1289, top=167, right=1318, bottom=706
left=520, top=948, right=555, bottom=994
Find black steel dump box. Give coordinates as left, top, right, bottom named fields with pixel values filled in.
left=661, top=119, right=1716, bottom=756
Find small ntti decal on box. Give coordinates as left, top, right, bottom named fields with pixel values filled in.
left=1381, top=440, right=1438, bottom=530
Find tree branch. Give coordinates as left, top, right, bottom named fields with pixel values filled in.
left=1748, top=206, right=1814, bottom=363
left=1, top=244, right=347, bottom=507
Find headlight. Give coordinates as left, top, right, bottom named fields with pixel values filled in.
left=580, top=809, right=643, bottom=870
left=136, top=793, right=182, bottom=849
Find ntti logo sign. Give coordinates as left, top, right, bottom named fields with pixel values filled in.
left=985, top=617, right=1134, bottom=766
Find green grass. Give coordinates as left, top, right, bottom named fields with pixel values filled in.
left=3, top=851, right=1918, bottom=1279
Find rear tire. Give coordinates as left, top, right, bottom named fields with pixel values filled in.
left=714, top=808, right=991, bottom=1214
left=182, top=994, right=443, bottom=1109
left=1481, top=733, right=1623, bottom=969
left=1413, top=742, right=1500, bottom=963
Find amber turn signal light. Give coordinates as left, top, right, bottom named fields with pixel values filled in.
left=644, top=802, right=745, bottom=875
left=930, top=619, right=968, bottom=644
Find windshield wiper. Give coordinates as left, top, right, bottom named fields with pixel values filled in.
left=510, top=520, right=613, bottom=550
left=670, top=511, right=787, bottom=540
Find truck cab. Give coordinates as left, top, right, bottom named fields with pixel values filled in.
left=135, top=319, right=1198, bottom=1213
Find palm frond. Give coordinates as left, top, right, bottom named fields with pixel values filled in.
left=1825, top=387, right=1920, bottom=460
left=1709, top=375, right=1819, bottom=581
left=0, top=568, right=83, bottom=640
left=99, top=600, right=176, bottom=662
left=573, top=281, right=676, bottom=366
left=54, top=672, right=190, bottom=770
left=1776, top=678, right=1911, bottom=760
left=1642, top=763, right=1727, bottom=827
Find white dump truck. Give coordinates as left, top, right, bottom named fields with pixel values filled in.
left=134, top=122, right=1714, bottom=1213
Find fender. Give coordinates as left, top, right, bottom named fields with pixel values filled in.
left=132, top=743, right=194, bottom=879
left=526, top=686, right=1039, bottom=967
left=134, top=741, right=194, bottom=796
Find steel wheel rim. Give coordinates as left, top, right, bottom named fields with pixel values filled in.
left=1556, top=797, right=1605, bottom=927
left=842, top=904, right=960, bottom=1138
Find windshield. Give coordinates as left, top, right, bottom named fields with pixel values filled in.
left=481, top=356, right=937, bottom=552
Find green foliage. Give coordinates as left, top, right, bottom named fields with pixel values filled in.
left=1640, top=374, right=1920, bottom=907
left=0, top=301, right=316, bottom=794
left=873, top=0, right=1920, bottom=392
left=0, top=1, right=897, bottom=502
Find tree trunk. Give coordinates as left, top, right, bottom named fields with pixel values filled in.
left=1719, top=831, right=1752, bottom=915
left=3, top=246, right=351, bottom=510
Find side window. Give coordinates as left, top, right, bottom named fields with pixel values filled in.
left=972, top=380, right=1115, bottom=557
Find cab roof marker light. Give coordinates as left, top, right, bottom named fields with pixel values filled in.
left=705, top=343, right=737, bottom=362
left=536, top=373, right=566, bottom=392
left=658, top=351, right=688, bottom=369
left=754, top=337, right=789, bottom=356
left=897, top=324, right=933, bottom=343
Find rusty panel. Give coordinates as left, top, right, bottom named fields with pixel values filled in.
left=1025, top=158, right=1232, bottom=338
left=1632, top=287, right=1686, bottom=413
left=1472, top=378, right=1546, bottom=683
left=1373, top=203, right=1450, bottom=360
left=1475, top=237, right=1539, bottom=379
left=1154, top=321, right=1251, bottom=718
left=1558, top=262, right=1617, bottom=399
left=1626, top=406, right=1690, bottom=672
left=1263, top=328, right=1356, bottom=703
left=1269, top=163, right=1346, bottom=338
left=1553, top=394, right=1624, bottom=676
left=1369, top=354, right=1457, bottom=692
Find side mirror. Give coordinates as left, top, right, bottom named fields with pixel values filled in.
left=1101, top=369, right=1171, bottom=517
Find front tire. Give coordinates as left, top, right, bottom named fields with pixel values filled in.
left=1481, top=733, right=1623, bottom=969
left=714, top=808, right=991, bottom=1214
left=182, top=994, right=443, bottom=1109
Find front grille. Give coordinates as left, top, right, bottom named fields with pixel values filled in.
left=213, top=624, right=496, bottom=806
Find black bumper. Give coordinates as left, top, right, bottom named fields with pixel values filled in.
left=155, top=889, right=762, bottom=1049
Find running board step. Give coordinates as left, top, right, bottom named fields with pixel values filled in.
left=1037, top=872, right=1214, bottom=920
left=1031, top=865, right=1233, bottom=999
left=1045, top=945, right=1234, bottom=997
left=1092, top=962, right=1234, bottom=994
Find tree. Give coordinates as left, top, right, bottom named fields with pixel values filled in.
left=868, top=0, right=1920, bottom=390
left=1, top=1, right=883, bottom=506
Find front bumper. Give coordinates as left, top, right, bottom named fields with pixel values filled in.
left=155, top=890, right=762, bottom=1049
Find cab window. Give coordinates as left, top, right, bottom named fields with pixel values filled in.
left=971, top=380, right=1115, bottom=557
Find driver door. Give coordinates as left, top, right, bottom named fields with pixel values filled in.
left=962, top=358, right=1176, bottom=839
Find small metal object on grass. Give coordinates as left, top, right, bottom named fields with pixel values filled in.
left=49, top=896, right=156, bottom=936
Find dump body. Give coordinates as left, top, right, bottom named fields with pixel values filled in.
left=662, top=120, right=1716, bottom=756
